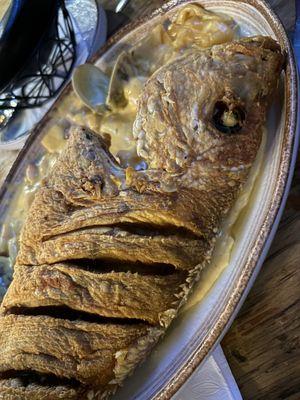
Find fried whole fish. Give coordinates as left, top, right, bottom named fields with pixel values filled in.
left=0, top=36, right=283, bottom=399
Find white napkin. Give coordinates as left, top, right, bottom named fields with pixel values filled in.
left=173, top=345, right=243, bottom=400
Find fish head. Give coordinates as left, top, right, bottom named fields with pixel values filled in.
left=133, top=36, right=284, bottom=178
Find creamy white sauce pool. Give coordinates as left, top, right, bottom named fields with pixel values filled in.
left=181, top=132, right=266, bottom=312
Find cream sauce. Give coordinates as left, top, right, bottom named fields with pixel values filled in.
left=181, top=131, right=266, bottom=312
left=168, top=4, right=236, bottom=49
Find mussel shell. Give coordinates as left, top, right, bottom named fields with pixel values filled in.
left=72, top=64, right=110, bottom=114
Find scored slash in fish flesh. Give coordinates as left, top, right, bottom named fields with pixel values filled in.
left=0, top=36, right=284, bottom=399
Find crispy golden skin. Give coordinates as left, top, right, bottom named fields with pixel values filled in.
left=0, top=36, right=283, bottom=399
left=2, top=264, right=185, bottom=325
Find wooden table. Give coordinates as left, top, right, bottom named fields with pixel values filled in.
left=0, top=1, right=298, bottom=399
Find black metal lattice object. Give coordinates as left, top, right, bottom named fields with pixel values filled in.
left=0, top=0, right=76, bottom=111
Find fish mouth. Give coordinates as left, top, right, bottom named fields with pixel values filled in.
left=227, top=35, right=283, bottom=57
left=241, top=35, right=282, bottom=52
left=227, top=35, right=285, bottom=74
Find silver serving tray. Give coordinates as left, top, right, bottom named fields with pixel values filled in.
left=0, top=0, right=298, bottom=399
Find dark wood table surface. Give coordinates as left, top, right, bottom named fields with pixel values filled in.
left=0, top=1, right=298, bottom=399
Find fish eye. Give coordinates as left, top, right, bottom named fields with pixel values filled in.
left=212, top=101, right=246, bottom=134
